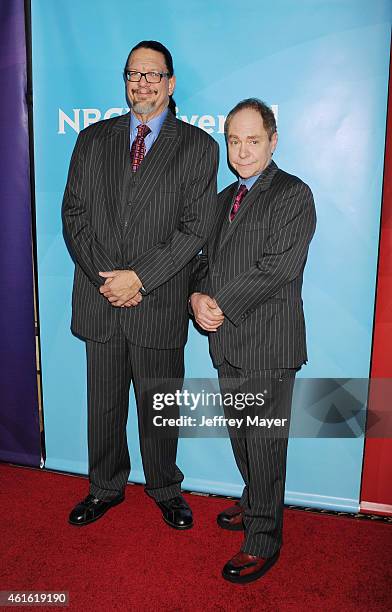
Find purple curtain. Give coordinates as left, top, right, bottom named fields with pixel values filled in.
left=0, top=0, right=41, bottom=465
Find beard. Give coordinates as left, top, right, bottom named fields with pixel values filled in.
left=132, top=100, right=156, bottom=114
left=131, top=88, right=158, bottom=115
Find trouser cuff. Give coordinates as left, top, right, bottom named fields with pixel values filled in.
left=144, top=482, right=182, bottom=502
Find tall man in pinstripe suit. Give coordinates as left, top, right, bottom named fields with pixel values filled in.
left=63, top=41, right=218, bottom=528
left=191, top=99, right=316, bottom=583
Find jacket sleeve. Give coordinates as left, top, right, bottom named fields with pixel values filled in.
left=62, top=130, right=116, bottom=287
left=190, top=244, right=210, bottom=295
left=187, top=246, right=211, bottom=317
left=130, top=139, right=219, bottom=294
left=214, top=181, right=316, bottom=326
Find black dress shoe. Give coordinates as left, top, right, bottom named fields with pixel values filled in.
left=222, top=550, right=280, bottom=584
left=217, top=502, right=244, bottom=531
left=68, top=493, right=124, bottom=526
left=156, top=495, right=193, bottom=530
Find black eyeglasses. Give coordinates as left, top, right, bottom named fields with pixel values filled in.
left=125, top=70, right=170, bottom=83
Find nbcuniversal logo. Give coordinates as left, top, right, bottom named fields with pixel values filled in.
left=58, top=105, right=278, bottom=136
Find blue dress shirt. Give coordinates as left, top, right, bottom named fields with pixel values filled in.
left=238, top=172, right=262, bottom=191
left=130, top=107, right=168, bottom=154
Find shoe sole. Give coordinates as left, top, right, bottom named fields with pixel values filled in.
left=162, top=516, right=194, bottom=530
left=217, top=516, right=244, bottom=531
left=222, top=551, right=280, bottom=584
left=68, top=496, right=125, bottom=527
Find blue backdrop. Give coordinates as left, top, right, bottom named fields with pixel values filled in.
left=32, top=0, right=391, bottom=510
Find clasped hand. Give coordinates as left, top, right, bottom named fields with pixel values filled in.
left=190, top=292, right=224, bottom=332
left=99, top=270, right=142, bottom=307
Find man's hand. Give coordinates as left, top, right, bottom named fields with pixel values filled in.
left=190, top=292, right=224, bottom=332
left=122, top=292, right=143, bottom=308
left=99, top=270, right=143, bottom=307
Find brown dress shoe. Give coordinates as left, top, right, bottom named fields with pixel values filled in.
left=217, top=502, right=244, bottom=531
left=222, top=550, right=280, bottom=583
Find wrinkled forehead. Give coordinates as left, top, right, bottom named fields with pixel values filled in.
left=127, top=48, right=167, bottom=71
left=228, top=109, right=267, bottom=138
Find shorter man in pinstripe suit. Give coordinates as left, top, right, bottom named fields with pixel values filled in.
left=191, top=99, right=316, bottom=583
left=63, top=41, right=218, bottom=529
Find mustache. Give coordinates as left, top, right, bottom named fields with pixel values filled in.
left=132, top=88, right=157, bottom=94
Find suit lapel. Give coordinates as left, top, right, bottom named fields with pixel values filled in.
left=123, top=111, right=180, bottom=235
left=211, top=184, right=236, bottom=260
left=218, top=161, right=279, bottom=251
left=103, top=112, right=130, bottom=250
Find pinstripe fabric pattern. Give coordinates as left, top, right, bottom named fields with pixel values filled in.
left=87, top=329, right=184, bottom=501
left=192, top=160, right=316, bottom=369
left=62, top=110, right=219, bottom=348
left=218, top=360, right=295, bottom=557
left=62, top=109, right=218, bottom=501
left=191, top=160, right=316, bottom=557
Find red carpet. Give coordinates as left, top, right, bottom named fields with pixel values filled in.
left=1, top=464, right=391, bottom=611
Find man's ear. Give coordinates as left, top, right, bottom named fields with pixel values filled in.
left=270, top=131, right=278, bottom=155
left=168, top=75, right=176, bottom=96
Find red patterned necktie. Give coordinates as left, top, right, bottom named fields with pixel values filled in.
left=230, top=184, right=248, bottom=221
left=130, top=124, right=151, bottom=172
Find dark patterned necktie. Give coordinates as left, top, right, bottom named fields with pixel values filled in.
left=230, top=184, right=248, bottom=221
left=130, top=124, right=151, bottom=172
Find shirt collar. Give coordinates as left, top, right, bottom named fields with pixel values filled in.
left=238, top=172, right=262, bottom=191
left=130, top=107, right=168, bottom=137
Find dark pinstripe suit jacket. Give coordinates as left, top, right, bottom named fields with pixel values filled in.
left=62, top=110, right=219, bottom=348
left=192, top=160, right=316, bottom=370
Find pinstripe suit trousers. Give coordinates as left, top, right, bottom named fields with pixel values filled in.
left=86, top=326, right=184, bottom=502
left=218, top=360, right=296, bottom=558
